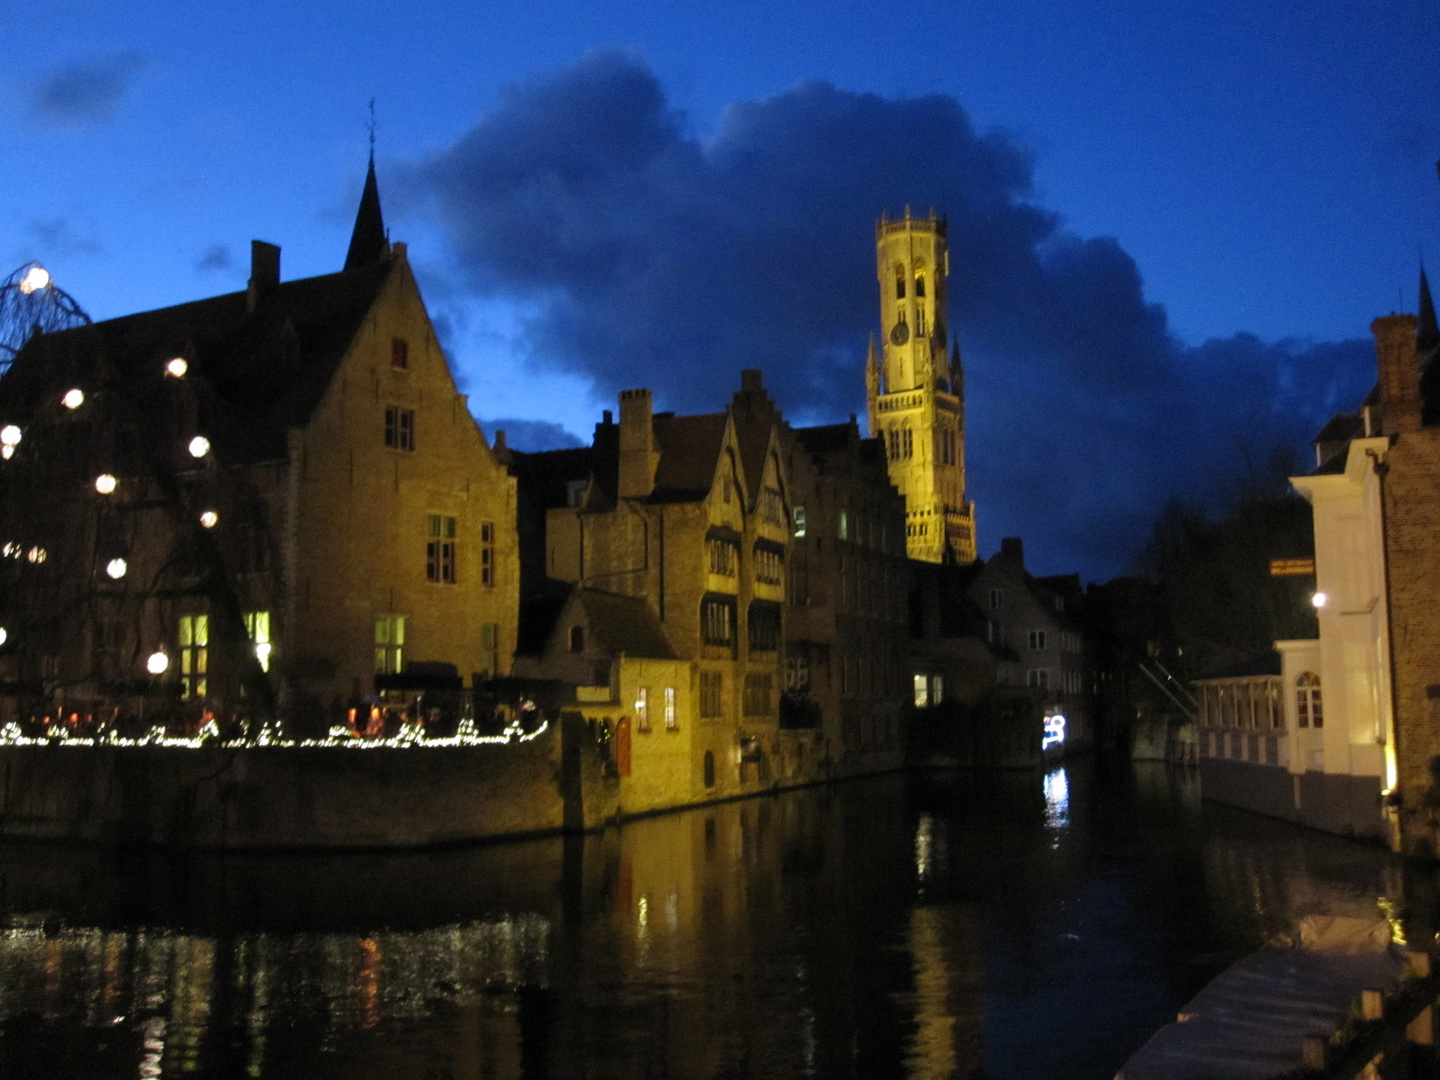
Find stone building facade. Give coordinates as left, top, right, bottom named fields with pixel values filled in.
left=0, top=162, right=517, bottom=731
left=866, top=209, right=977, bottom=564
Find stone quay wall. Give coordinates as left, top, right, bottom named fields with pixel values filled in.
left=0, top=715, right=618, bottom=849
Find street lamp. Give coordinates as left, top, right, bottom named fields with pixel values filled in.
left=146, top=651, right=170, bottom=675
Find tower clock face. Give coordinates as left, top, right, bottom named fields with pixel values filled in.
left=890, top=320, right=910, bottom=346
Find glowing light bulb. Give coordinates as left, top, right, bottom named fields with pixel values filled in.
left=1312, top=592, right=1328, bottom=609
left=199, top=510, right=219, bottom=529
left=1, top=425, right=21, bottom=447
left=18, top=266, right=50, bottom=294
left=165, top=357, right=188, bottom=378
left=105, top=557, right=127, bottom=579
left=146, top=651, right=170, bottom=675
left=94, top=474, right=117, bottom=494
left=62, top=388, right=84, bottom=410
left=188, top=436, right=210, bottom=458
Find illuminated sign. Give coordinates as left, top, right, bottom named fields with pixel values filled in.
left=1269, top=558, right=1315, bottom=577
left=1042, top=714, right=1067, bottom=750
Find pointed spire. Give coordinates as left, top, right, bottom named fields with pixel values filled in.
left=949, top=337, right=965, bottom=402
left=344, top=157, right=389, bottom=271
left=1419, top=265, right=1439, bottom=358
left=865, top=333, right=880, bottom=397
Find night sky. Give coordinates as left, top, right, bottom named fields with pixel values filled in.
left=5, top=1, right=1438, bottom=581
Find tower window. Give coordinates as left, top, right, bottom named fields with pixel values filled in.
left=914, top=268, right=926, bottom=298
left=895, top=263, right=906, bottom=299
left=903, top=427, right=914, bottom=459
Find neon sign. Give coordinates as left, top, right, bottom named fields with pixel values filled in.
left=1042, top=713, right=1067, bottom=750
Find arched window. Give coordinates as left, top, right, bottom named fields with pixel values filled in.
left=914, top=265, right=926, bottom=298
left=902, top=426, right=914, bottom=459
left=894, top=263, right=906, bottom=299
left=569, top=625, right=585, bottom=653
left=1295, top=672, right=1322, bottom=728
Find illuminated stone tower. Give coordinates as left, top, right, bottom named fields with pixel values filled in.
left=866, top=208, right=977, bottom=563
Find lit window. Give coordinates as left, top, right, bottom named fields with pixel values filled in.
left=636, top=686, right=650, bottom=732
left=838, top=510, right=849, bottom=542
left=391, top=338, right=409, bottom=369
left=480, top=522, right=495, bottom=586
left=179, top=614, right=208, bottom=698
left=244, top=611, right=272, bottom=672
left=385, top=406, right=415, bottom=451
left=700, top=672, right=722, bottom=718
left=792, top=506, right=806, bottom=538
left=1028, top=630, right=1046, bottom=651
left=426, top=515, right=457, bottom=584
left=1296, top=672, right=1322, bottom=728
left=375, top=615, right=405, bottom=674
left=664, top=686, right=677, bottom=730
left=913, top=674, right=929, bottom=708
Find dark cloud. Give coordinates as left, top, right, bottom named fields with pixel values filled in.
left=478, top=418, right=585, bottom=453
left=407, top=51, right=1376, bottom=578
left=29, top=52, right=148, bottom=127
left=26, top=218, right=102, bottom=257
left=195, top=244, right=232, bottom=272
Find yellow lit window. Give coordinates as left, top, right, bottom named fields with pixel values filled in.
left=179, top=614, right=208, bottom=698
left=375, top=615, right=405, bottom=674
left=636, top=686, right=650, bottom=732
left=244, top=611, right=271, bottom=672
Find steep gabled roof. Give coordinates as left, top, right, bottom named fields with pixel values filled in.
left=650, top=412, right=729, bottom=503
left=1, top=260, right=394, bottom=464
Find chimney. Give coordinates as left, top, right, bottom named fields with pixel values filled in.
left=247, top=241, right=281, bottom=313
left=618, top=388, right=658, bottom=498
left=741, top=369, right=762, bottom=393
left=999, top=537, right=1024, bottom=566
left=1374, top=314, right=1421, bottom=435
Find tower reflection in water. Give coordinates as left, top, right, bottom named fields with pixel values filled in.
left=0, top=764, right=1413, bottom=1080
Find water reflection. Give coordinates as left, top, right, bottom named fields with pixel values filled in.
left=0, top=762, right=1424, bottom=1079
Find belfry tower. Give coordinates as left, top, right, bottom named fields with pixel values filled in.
left=865, top=208, right=977, bottom=563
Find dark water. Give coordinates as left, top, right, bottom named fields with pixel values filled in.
left=0, top=761, right=1426, bottom=1079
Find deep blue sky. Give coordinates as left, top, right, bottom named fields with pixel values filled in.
left=4, top=1, right=1437, bottom=579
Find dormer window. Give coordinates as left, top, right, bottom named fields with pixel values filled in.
left=391, top=338, right=409, bottom=369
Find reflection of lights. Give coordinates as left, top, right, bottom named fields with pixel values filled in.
left=1312, top=592, right=1328, bottom=609
left=2, top=542, right=18, bottom=558
left=105, top=557, right=127, bottom=579
left=62, top=388, right=84, bottom=410
left=1043, top=768, right=1070, bottom=830
left=94, top=473, right=117, bottom=494
left=165, top=357, right=188, bottom=378
left=1, top=446, right=11, bottom=460
left=26, top=546, right=46, bottom=564
left=146, top=651, right=170, bottom=675
left=199, top=510, right=219, bottom=529
left=18, top=266, right=51, bottom=294
left=1, top=425, right=21, bottom=447
left=914, top=812, right=934, bottom=880
left=188, top=435, right=210, bottom=458
left=1042, top=713, right=1067, bottom=751
left=254, top=642, right=272, bottom=670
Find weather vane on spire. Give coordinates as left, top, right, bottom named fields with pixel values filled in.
left=367, top=98, right=377, bottom=161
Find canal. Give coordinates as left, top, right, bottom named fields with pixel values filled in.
left=0, top=761, right=1424, bottom=1079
